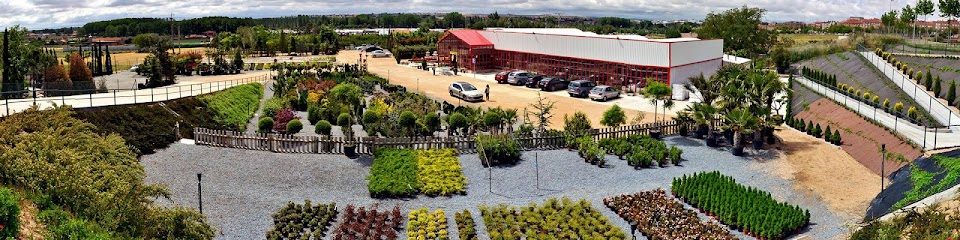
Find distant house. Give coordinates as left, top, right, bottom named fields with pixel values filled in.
left=185, top=34, right=210, bottom=40
left=838, top=17, right=881, bottom=28
left=202, top=31, right=217, bottom=39
left=90, top=37, right=125, bottom=46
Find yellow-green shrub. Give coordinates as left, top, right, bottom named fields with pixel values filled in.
left=416, top=149, right=467, bottom=196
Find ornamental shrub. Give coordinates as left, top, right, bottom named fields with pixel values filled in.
left=286, top=119, right=303, bottom=134
left=806, top=120, right=814, bottom=134
left=273, top=108, right=298, bottom=133
left=0, top=187, right=20, bottom=239
left=813, top=124, right=822, bottom=137
left=475, top=134, right=521, bottom=167
left=447, top=113, right=467, bottom=134
left=601, top=104, right=626, bottom=127
left=261, top=97, right=287, bottom=118
left=950, top=81, right=957, bottom=105
left=669, top=146, right=683, bottom=165
left=422, top=113, right=441, bottom=134
left=883, top=98, right=891, bottom=109
left=894, top=102, right=905, bottom=113
left=907, top=106, right=919, bottom=120
left=824, top=126, right=832, bottom=140
left=307, top=105, right=322, bottom=125
left=258, top=117, right=274, bottom=133
left=315, top=120, right=332, bottom=135
left=934, top=76, right=942, bottom=97
left=831, top=130, right=842, bottom=145
left=564, top=111, right=592, bottom=133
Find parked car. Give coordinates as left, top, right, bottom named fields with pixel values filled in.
left=129, top=64, right=140, bottom=72
left=449, top=81, right=484, bottom=102
left=588, top=85, right=621, bottom=102
left=567, top=80, right=596, bottom=97
left=507, top=71, right=531, bottom=85
left=371, top=50, right=390, bottom=58
left=364, top=46, right=382, bottom=52
left=539, top=78, right=569, bottom=91
left=525, top=75, right=546, bottom=88
left=495, top=70, right=513, bottom=84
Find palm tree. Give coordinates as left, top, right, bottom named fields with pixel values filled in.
left=501, top=108, right=518, bottom=133
left=724, top=108, right=759, bottom=156
left=691, top=103, right=719, bottom=143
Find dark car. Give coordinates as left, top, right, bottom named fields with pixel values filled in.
left=525, top=75, right=546, bottom=88
left=495, top=70, right=513, bottom=84
left=363, top=46, right=382, bottom=52
left=539, top=78, right=570, bottom=91
left=567, top=80, right=596, bottom=97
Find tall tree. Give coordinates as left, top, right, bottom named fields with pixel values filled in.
left=901, top=4, right=917, bottom=38
left=917, top=0, right=936, bottom=38
left=444, top=12, right=466, bottom=28
left=697, top=6, right=777, bottom=57
left=882, top=10, right=900, bottom=34
left=941, top=0, right=960, bottom=28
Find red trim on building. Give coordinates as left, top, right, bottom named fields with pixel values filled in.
left=671, top=57, right=723, bottom=68
left=484, top=30, right=723, bottom=44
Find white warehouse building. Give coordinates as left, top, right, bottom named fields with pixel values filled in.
left=438, top=28, right=723, bottom=86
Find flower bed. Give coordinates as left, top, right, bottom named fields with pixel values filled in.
left=368, top=149, right=421, bottom=198
left=266, top=200, right=338, bottom=239
left=603, top=189, right=735, bottom=239
left=331, top=204, right=403, bottom=240
left=672, top=171, right=810, bottom=239
left=454, top=210, right=478, bottom=240
left=406, top=208, right=449, bottom=240
left=479, top=198, right=627, bottom=239
left=416, top=149, right=467, bottom=196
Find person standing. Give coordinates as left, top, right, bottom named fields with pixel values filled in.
left=485, top=84, right=490, bottom=101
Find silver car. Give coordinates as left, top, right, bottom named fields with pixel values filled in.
left=588, top=85, right=620, bottom=102
left=449, top=81, right=484, bottom=102
left=371, top=50, right=390, bottom=58
left=506, top=71, right=530, bottom=85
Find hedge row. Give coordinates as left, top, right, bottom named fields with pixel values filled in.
left=199, top=83, right=263, bottom=131
left=74, top=83, right=263, bottom=155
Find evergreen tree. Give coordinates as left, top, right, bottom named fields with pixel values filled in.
left=105, top=46, right=112, bottom=74
left=934, top=76, right=942, bottom=97
left=798, top=119, right=806, bottom=132
left=806, top=120, right=814, bottom=134
left=831, top=130, right=842, bottom=144
left=923, top=71, right=931, bottom=90
left=824, top=126, right=832, bottom=140
left=949, top=81, right=957, bottom=106
left=814, top=124, right=822, bottom=137
left=926, top=71, right=934, bottom=88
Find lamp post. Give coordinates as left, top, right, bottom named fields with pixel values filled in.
left=881, top=144, right=886, bottom=190
left=629, top=221, right=638, bottom=239
left=197, top=173, right=203, bottom=214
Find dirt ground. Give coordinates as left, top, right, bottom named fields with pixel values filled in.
left=795, top=98, right=922, bottom=176
left=16, top=196, right=43, bottom=239
left=774, top=127, right=886, bottom=222
left=337, top=51, right=663, bottom=128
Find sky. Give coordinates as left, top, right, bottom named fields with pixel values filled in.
left=0, top=0, right=950, bottom=30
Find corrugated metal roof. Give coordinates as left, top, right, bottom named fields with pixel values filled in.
left=448, top=30, right=493, bottom=46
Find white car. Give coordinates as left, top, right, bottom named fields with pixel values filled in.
left=449, top=81, right=484, bottom=102
left=371, top=50, right=390, bottom=58
left=129, top=64, right=140, bottom=72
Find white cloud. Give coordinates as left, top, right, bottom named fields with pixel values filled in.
left=0, top=0, right=947, bottom=30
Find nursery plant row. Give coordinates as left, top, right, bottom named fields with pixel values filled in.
left=266, top=200, right=338, bottom=240
left=672, top=171, right=810, bottom=240
left=407, top=208, right=450, bottom=240
left=368, top=148, right=467, bottom=198
left=802, top=66, right=931, bottom=125
left=479, top=198, right=627, bottom=240
left=604, top=189, right=735, bottom=240
left=786, top=117, right=842, bottom=145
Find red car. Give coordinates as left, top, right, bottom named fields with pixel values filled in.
left=495, top=70, right=514, bottom=84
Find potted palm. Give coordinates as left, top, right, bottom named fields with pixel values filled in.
left=674, top=111, right=693, bottom=137
left=724, top=108, right=758, bottom=156
left=691, top=103, right=718, bottom=145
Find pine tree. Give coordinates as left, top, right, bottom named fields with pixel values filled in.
left=824, top=126, right=832, bottom=140
left=949, top=81, right=957, bottom=106
left=105, top=46, right=113, bottom=74
left=923, top=72, right=931, bottom=90
left=934, top=77, right=942, bottom=97
left=814, top=124, right=822, bottom=137
left=806, top=120, right=814, bottom=134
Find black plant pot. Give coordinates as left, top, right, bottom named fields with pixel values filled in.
left=765, top=128, right=776, bottom=144
left=679, top=126, right=689, bottom=137
left=752, top=139, right=763, bottom=150
left=731, top=146, right=745, bottom=156
left=650, top=130, right=662, bottom=139
left=695, top=125, right=708, bottom=139
left=723, top=130, right=734, bottom=145
left=344, top=145, right=357, bottom=159
left=706, top=137, right=718, bottom=147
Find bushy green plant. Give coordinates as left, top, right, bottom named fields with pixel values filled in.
left=368, top=149, right=420, bottom=198
left=286, top=119, right=303, bottom=134
left=416, top=149, right=467, bottom=196
left=266, top=201, right=338, bottom=240
left=669, top=146, right=683, bottom=165
left=672, top=171, right=810, bottom=239
left=199, top=83, right=263, bottom=131
left=261, top=97, right=287, bottom=118
left=883, top=98, right=891, bottom=109
left=315, top=120, right=332, bottom=135
left=949, top=81, right=957, bottom=105
left=307, top=105, right=322, bottom=125
left=830, top=130, right=842, bottom=145
left=455, top=210, right=478, bottom=240
left=422, top=113, right=441, bottom=134
left=406, top=208, right=449, bottom=240
left=258, top=116, right=274, bottom=133
left=475, top=134, right=521, bottom=167
left=907, top=106, right=919, bottom=120
left=628, top=151, right=653, bottom=168
left=601, top=104, right=626, bottom=127
left=0, top=187, right=20, bottom=238
left=563, top=111, right=592, bottom=133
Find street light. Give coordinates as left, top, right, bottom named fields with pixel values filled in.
left=881, top=144, right=886, bottom=190
left=629, top=221, right=638, bottom=239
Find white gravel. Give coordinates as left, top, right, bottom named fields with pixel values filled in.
left=141, top=136, right=848, bottom=240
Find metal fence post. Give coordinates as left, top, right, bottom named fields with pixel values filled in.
left=5, top=98, right=8, bottom=116
left=151, top=88, right=154, bottom=102
left=114, top=90, right=117, bottom=105
left=89, top=93, right=93, bottom=107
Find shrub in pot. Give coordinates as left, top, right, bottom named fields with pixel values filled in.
left=338, top=113, right=357, bottom=158
left=669, top=146, right=682, bottom=165
left=258, top=117, right=275, bottom=133
left=286, top=119, right=303, bottom=134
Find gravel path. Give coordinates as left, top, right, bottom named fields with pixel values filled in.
left=142, top=136, right=849, bottom=240
left=245, top=80, right=275, bottom=133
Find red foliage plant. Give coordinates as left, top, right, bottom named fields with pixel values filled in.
left=68, top=53, right=92, bottom=83
left=273, top=108, right=299, bottom=133
left=332, top=204, right=401, bottom=240
left=300, top=79, right=337, bottom=92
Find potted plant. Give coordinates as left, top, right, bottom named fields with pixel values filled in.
left=724, top=108, right=758, bottom=156
left=691, top=103, right=718, bottom=146
left=338, top=113, right=357, bottom=158
left=643, top=80, right=672, bottom=139
left=675, top=111, right=693, bottom=137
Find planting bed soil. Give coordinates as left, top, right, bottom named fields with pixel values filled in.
left=791, top=97, right=921, bottom=177
left=798, top=52, right=928, bottom=122
left=895, top=55, right=960, bottom=98
left=142, top=136, right=850, bottom=239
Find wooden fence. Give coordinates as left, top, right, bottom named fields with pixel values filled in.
left=193, top=120, right=696, bottom=154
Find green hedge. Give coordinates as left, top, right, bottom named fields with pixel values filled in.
left=200, top=83, right=263, bottom=131
left=475, top=134, right=521, bottom=167
left=391, top=45, right=438, bottom=59
left=672, top=171, right=810, bottom=239
left=368, top=149, right=421, bottom=198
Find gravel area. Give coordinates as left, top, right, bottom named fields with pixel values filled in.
left=142, top=136, right=849, bottom=239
